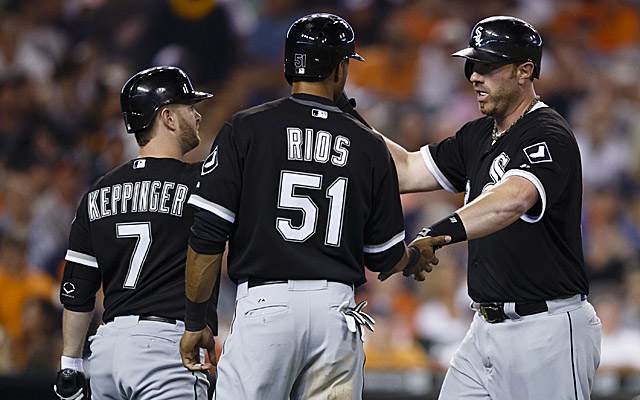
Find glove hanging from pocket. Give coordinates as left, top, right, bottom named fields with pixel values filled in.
left=337, top=300, right=375, bottom=342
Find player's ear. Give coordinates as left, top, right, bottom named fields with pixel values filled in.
left=159, top=107, right=177, bottom=130
left=517, top=62, right=534, bottom=83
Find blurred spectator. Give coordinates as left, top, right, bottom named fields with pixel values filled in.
left=590, top=283, right=640, bottom=374
left=19, top=297, right=62, bottom=373
left=28, top=158, right=83, bottom=276
left=0, top=0, right=638, bottom=395
left=549, top=0, right=640, bottom=54
left=0, top=231, right=55, bottom=368
left=413, top=247, right=472, bottom=371
left=582, top=189, right=635, bottom=285
left=359, top=272, right=431, bottom=371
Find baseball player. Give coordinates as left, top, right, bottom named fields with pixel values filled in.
left=178, top=13, right=449, bottom=400
left=54, top=66, right=217, bottom=400
left=380, top=16, right=602, bottom=399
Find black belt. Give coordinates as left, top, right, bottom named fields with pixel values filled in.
left=240, top=278, right=353, bottom=288
left=139, top=315, right=177, bottom=324
left=478, top=301, right=548, bottom=323
left=478, top=294, right=587, bottom=323
left=240, top=278, right=288, bottom=288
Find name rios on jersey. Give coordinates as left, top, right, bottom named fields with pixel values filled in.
left=87, top=180, right=188, bottom=221
left=286, top=127, right=350, bottom=167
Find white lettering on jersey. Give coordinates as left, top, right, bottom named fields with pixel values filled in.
left=87, top=181, right=187, bottom=221
left=287, top=128, right=303, bottom=161
left=482, top=152, right=510, bottom=193
left=100, top=187, right=111, bottom=218
left=111, top=184, right=121, bottom=216
left=131, top=182, right=141, bottom=212
left=286, top=127, right=350, bottom=167
left=314, top=131, right=332, bottom=163
left=138, top=181, right=150, bottom=212
left=88, top=191, right=100, bottom=221
left=172, top=184, right=188, bottom=216
left=122, top=183, right=133, bottom=213
left=159, top=182, right=174, bottom=214
left=304, top=129, right=314, bottom=161
left=331, top=136, right=350, bottom=167
left=149, top=181, right=161, bottom=212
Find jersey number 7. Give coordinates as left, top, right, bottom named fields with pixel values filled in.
left=116, top=222, right=152, bottom=289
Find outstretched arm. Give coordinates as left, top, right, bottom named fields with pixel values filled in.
left=457, top=175, right=538, bottom=239
left=380, top=134, right=442, bottom=194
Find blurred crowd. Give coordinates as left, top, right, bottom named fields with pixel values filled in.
left=1, top=0, right=639, bottom=389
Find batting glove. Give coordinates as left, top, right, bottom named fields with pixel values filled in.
left=338, top=300, right=375, bottom=342
left=54, top=368, right=87, bottom=400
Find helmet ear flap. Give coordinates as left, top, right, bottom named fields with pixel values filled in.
left=464, top=59, right=473, bottom=81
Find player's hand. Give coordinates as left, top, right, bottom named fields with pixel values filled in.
left=54, top=368, right=87, bottom=400
left=180, top=327, right=216, bottom=371
left=378, top=235, right=451, bottom=281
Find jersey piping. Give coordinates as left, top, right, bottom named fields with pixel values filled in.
left=65, top=250, right=99, bottom=268
left=502, top=169, right=547, bottom=223
left=364, top=231, right=405, bottom=253
left=420, top=145, right=457, bottom=194
left=188, top=194, right=236, bottom=223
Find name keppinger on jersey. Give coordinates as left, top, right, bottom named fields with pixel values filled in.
left=88, top=180, right=189, bottom=221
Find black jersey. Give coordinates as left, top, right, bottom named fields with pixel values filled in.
left=189, top=93, right=406, bottom=286
left=423, top=104, right=588, bottom=302
left=60, top=158, right=218, bottom=330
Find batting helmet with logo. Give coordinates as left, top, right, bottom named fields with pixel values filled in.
left=452, top=16, right=542, bottom=80
left=284, top=13, right=364, bottom=85
left=120, top=66, right=213, bottom=134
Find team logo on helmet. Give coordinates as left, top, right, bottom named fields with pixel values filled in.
left=473, top=26, right=484, bottom=47
left=295, top=54, right=306, bottom=74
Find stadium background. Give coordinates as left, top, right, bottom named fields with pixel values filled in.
left=0, top=0, right=639, bottom=398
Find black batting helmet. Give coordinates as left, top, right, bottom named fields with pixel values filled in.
left=120, top=66, right=213, bottom=134
left=284, top=13, right=364, bottom=85
left=452, top=16, right=542, bottom=80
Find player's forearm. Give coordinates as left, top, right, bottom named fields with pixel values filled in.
left=379, top=133, right=440, bottom=193
left=62, top=309, right=94, bottom=358
left=186, top=246, right=223, bottom=303
left=457, top=176, right=538, bottom=239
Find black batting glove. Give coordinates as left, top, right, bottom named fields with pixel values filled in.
left=54, top=368, right=87, bottom=400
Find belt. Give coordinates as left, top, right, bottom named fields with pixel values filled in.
left=478, top=301, right=548, bottom=323
left=240, top=278, right=353, bottom=289
left=240, top=278, right=288, bottom=288
left=138, top=315, right=177, bottom=324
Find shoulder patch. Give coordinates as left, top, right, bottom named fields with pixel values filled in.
left=523, top=142, right=552, bottom=164
left=202, top=146, right=218, bottom=175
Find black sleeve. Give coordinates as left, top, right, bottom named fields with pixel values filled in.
left=61, top=193, right=102, bottom=311
left=363, top=146, right=406, bottom=272
left=423, top=130, right=468, bottom=194
left=187, top=122, right=240, bottom=249
left=60, top=261, right=101, bottom=312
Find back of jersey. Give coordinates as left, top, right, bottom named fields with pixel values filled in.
left=190, top=94, right=405, bottom=286
left=63, top=158, right=215, bottom=324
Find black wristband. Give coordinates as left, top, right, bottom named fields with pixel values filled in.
left=416, top=212, right=467, bottom=245
left=185, top=298, right=208, bottom=332
left=404, top=245, right=421, bottom=269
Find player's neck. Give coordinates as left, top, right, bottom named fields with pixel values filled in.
left=139, top=135, right=184, bottom=161
left=291, top=81, right=336, bottom=102
left=494, top=91, right=538, bottom=133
